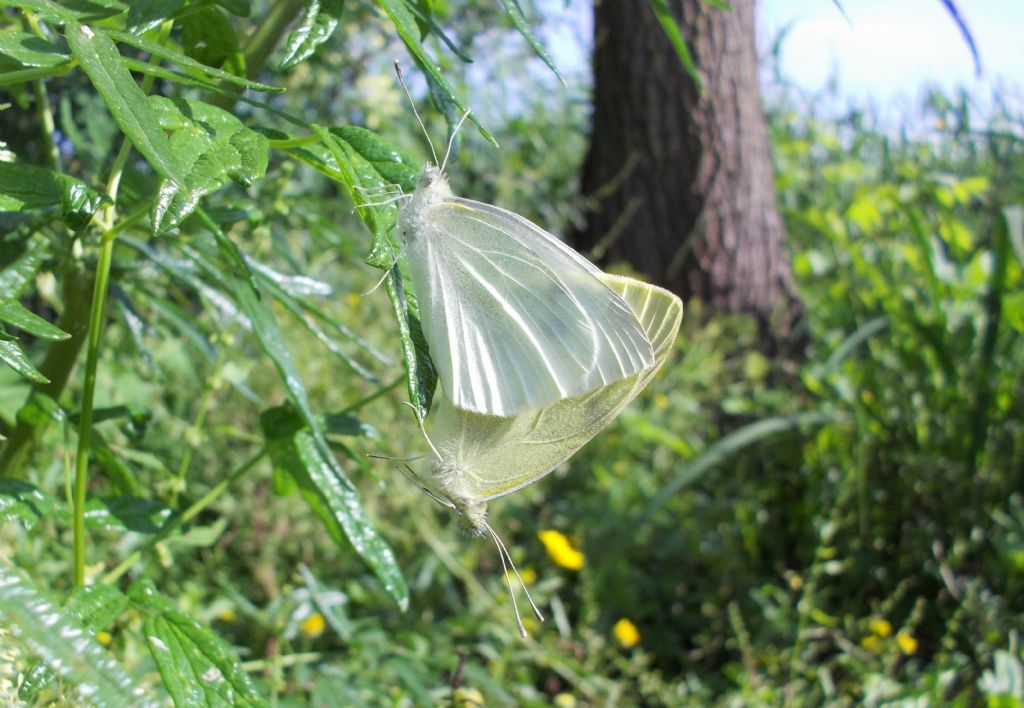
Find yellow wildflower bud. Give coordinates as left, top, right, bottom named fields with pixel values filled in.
left=299, top=612, right=326, bottom=639
left=218, top=608, right=237, bottom=622
left=452, top=687, right=485, bottom=707
left=554, top=692, right=577, bottom=707
left=869, top=618, right=892, bottom=637
left=896, top=631, right=918, bottom=655
left=538, top=530, right=584, bottom=571
left=860, top=635, right=880, bottom=652
left=613, top=618, right=641, bottom=648
left=95, top=630, right=112, bottom=646
left=787, top=572, right=803, bottom=591
left=519, top=568, right=537, bottom=586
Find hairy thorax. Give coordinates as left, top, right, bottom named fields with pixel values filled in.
left=396, top=165, right=451, bottom=246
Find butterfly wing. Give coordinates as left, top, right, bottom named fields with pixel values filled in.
left=430, top=274, right=683, bottom=506
left=405, top=195, right=654, bottom=416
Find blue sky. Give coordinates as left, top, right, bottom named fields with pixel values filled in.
left=758, top=0, right=1022, bottom=107
left=537, top=0, right=1021, bottom=112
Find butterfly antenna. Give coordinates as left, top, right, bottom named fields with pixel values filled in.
left=483, top=520, right=544, bottom=638
left=367, top=452, right=427, bottom=463
left=397, top=463, right=458, bottom=511
left=361, top=261, right=397, bottom=297
left=439, top=108, right=472, bottom=175
left=402, top=401, right=443, bottom=462
left=395, top=60, right=438, bottom=166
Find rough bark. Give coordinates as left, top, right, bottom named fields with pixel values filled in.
left=577, top=0, right=802, bottom=345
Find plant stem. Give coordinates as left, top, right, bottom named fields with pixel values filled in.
left=72, top=235, right=114, bottom=586
left=102, top=451, right=265, bottom=585
left=32, top=79, right=60, bottom=170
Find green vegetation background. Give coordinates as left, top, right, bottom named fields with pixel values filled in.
left=0, top=1, right=1022, bottom=705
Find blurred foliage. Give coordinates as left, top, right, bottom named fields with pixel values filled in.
left=0, top=0, right=1022, bottom=705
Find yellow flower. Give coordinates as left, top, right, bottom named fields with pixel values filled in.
left=218, top=608, right=237, bottom=622
left=538, top=530, right=585, bottom=571
left=860, top=635, right=881, bottom=652
left=613, top=618, right=641, bottom=648
left=345, top=292, right=361, bottom=308
left=452, top=687, right=485, bottom=706
left=518, top=567, right=537, bottom=586
left=787, top=572, right=803, bottom=591
left=299, top=612, right=326, bottom=639
left=896, top=631, right=918, bottom=655
left=96, top=630, right=112, bottom=646
left=654, top=393, right=669, bottom=410
left=868, top=618, right=892, bottom=637
left=554, top=692, right=577, bottom=707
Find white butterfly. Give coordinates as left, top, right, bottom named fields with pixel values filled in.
left=401, top=273, right=680, bottom=635
left=396, top=166, right=655, bottom=417
left=416, top=273, right=682, bottom=535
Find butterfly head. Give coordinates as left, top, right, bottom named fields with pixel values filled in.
left=396, top=165, right=452, bottom=246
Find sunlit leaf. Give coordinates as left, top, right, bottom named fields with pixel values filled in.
left=374, top=0, right=494, bottom=144
left=0, top=565, right=150, bottom=706
left=0, top=480, right=58, bottom=529
left=498, top=0, right=562, bottom=83
left=0, top=29, right=69, bottom=67
left=0, top=299, right=69, bottom=340
left=129, top=579, right=267, bottom=707
left=106, top=29, right=281, bottom=93
left=261, top=404, right=410, bottom=610
left=0, top=161, right=103, bottom=229
left=65, top=21, right=188, bottom=187
left=280, top=0, right=345, bottom=69
left=149, top=96, right=269, bottom=233
left=193, top=218, right=408, bottom=609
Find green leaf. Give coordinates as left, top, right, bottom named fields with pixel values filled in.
left=0, top=480, right=58, bottom=529
left=148, top=97, right=269, bottom=233
left=312, top=127, right=435, bottom=416
left=0, top=0, right=123, bottom=23
left=180, top=6, right=243, bottom=74
left=84, top=496, right=174, bottom=533
left=0, top=299, right=70, bottom=340
left=280, top=0, right=345, bottom=70
left=126, top=0, right=185, bottom=34
left=638, top=411, right=842, bottom=529
left=193, top=217, right=408, bottom=609
left=0, top=565, right=149, bottom=706
left=260, top=405, right=410, bottom=610
left=0, top=29, right=69, bottom=68
left=316, top=126, right=403, bottom=251
left=246, top=261, right=385, bottom=382
left=0, top=161, right=104, bottom=228
left=91, top=430, right=144, bottom=496
left=497, top=0, right=562, bottom=83
left=374, top=0, right=494, bottom=145
left=0, top=234, right=47, bottom=300
left=648, top=0, right=702, bottom=87
left=14, top=390, right=64, bottom=427
left=0, top=334, right=49, bottom=383
left=106, top=29, right=282, bottom=93
left=128, top=579, right=267, bottom=707
left=331, top=125, right=419, bottom=192
left=385, top=268, right=436, bottom=419
left=19, top=584, right=129, bottom=703
left=66, top=584, right=129, bottom=630
left=65, top=21, right=187, bottom=187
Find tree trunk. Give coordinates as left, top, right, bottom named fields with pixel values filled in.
left=577, top=0, right=801, bottom=346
